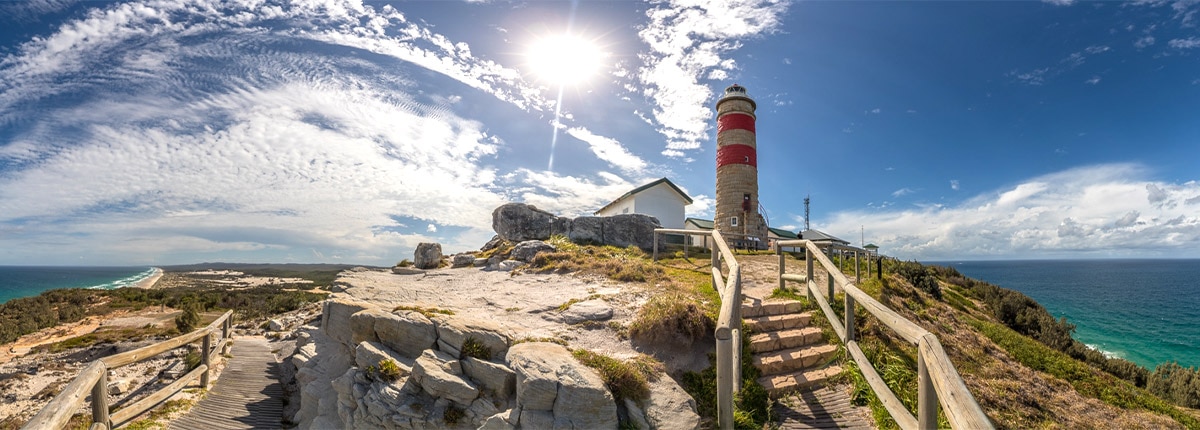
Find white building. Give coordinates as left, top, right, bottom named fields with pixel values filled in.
left=595, top=178, right=692, bottom=229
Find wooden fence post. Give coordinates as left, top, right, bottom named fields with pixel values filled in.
left=805, top=246, right=814, bottom=301
left=845, top=294, right=856, bottom=342
left=777, top=246, right=785, bottom=291
left=92, top=368, right=110, bottom=429
left=201, top=333, right=211, bottom=389
left=918, top=346, right=937, bottom=429
left=652, top=232, right=659, bottom=261
left=854, top=251, right=861, bottom=284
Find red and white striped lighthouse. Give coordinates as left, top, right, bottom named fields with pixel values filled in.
left=714, top=84, right=767, bottom=246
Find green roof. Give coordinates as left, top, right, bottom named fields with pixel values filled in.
left=595, top=178, right=693, bottom=215
left=864, top=243, right=879, bottom=249
left=684, top=218, right=797, bottom=239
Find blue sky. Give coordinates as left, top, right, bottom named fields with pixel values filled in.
left=0, top=0, right=1198, bottom=266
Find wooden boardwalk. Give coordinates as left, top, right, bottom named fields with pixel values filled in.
left=774, top=383, right=873, bottom=430
left=170, top=336, right=284, bottom=430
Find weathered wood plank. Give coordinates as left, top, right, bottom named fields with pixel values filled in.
left=847, top=340, right=917, bottom=430
left=110, top=365, right=207, bottom=426
left=21, top=361, right=106, bottom=430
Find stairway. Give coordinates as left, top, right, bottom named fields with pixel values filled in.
left=744, top=300, right=842, bottom=396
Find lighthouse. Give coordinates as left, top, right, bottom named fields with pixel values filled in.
left=714, top=84, right=767, bottom=247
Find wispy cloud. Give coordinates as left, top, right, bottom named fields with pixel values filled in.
left=565, top=127, right=648, bottom=175
left=0, top=0, right=664, bottom=265
left=1086, top=76, right=1102, bottom=84
left=634, top=0, right=790, bottom=157
left=892, top=187, right=915, bottom=197
left=950, top=180, right=960, bottom=191
left=1168, top=37, right=1200, bottom=49
left=826, top=164, right=1200, bottom=260
left=1135, top=35, right=1156, bottom=48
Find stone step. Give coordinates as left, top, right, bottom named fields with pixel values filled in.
left=752, top=343, right=838, bottom=376
left=741, top=300, right=805, bottom=318
left=749, top=327, right=823, bottom=353
left=758, top=365, right=843, bottom=398
left=744, top=311, right=812, bottom=333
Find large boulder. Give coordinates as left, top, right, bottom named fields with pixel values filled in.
left=492, top=203, right=556, bottom=242
left=602, top=214, right=661, bottom=250
left=568, top=216, right=604, bottom=244
left=414, top=242, right=442, bottom=269
left=451, top=253, right=475, bottom=268
left=461, top=357, right=516, bottom=398
left=506, top=342, right=617, bottom=429
left=510, top=240, right=556, bottom=263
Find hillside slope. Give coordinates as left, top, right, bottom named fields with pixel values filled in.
left=735, top=254, right=1198, bottom=429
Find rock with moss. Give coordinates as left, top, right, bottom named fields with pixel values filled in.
left=414, top=242, right=443, bottom=269
left=553, top=299, right=614, bottom=324
left=506, top=342, right=618, bottom=429
left=435, top=316, right=511, bottom=360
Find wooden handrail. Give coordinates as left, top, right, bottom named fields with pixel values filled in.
left=23, top=310, right=234, bottom=430
left=776, top=240, right=992, bottom=430
left=653, top=228, right=742, bottom=429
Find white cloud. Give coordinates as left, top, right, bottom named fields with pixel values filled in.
left=1168, top=37, right=1200, bottom=49
left=565, top=127, right=648, bottom=175
left=427, top=224, right=438, bottom=233
left=1085, top=45, right=1111, bottom=54
left=1135, top=35, right=1156, bottom=48
left=825, top=164, right=1200, bottom=260
left=1042, top=0, right=1075, bottom=5
left=1086, top=76, right=1102, bottom=84
left=950, top=180, right=960, bottom=191
left=892, top=188, right=915, bottom=197
left=635, top=0, right=790, bottom=154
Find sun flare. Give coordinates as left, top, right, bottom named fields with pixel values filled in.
left=526, top=34, right=605, bottom=86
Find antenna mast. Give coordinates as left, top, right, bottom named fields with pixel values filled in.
left=803, top=195, right=811, bottom=231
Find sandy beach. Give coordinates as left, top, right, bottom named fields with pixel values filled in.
left=132, top=267, right=164, bottom=289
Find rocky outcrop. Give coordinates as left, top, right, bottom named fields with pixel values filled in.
left=510, top=240, right=556, bottom=263
left=508, top=342, right=619, bottom=429
left=289, top=296, right=696, bottom=430
left=552, top=299, right=614, bottom=324
left=492, top=203, right=662, bottom=251
left=414, top=243, right=442, bottom=269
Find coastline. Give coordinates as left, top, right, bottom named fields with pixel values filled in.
left=132, top=267, right=164, bottom=289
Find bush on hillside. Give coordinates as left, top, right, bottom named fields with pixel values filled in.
left=1148, top=362, right=1200, bottom=408
left=893, top=260, right=941, bottom=300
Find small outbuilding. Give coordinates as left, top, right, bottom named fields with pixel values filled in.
left=595, top=178, right=693, bottom=229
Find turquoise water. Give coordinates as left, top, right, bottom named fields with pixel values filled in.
left=932, top=259, right=1200, bottom=370
left=0, top=266, right=158, bottom=305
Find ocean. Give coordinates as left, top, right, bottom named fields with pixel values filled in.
left=931, top=259, right=1200, bottom=370
left=0, top=266, right=160, bottom=305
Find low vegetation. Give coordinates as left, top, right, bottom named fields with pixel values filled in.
left=0, top=282, right=326, bottom=346
left=571, top=349, right=662, bottom=403
left=837, top=257, right=1200, bottom=428
left=392, top=305, right=454, bottom=319
left=681, top=338, right=772, bottom=430
left=459, top=337, right=492, bottom=360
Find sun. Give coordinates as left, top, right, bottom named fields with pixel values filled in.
left=526, top=34, right=605, bottom=86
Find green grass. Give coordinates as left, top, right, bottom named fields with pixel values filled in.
left=460, top=337, right=493, bottom=360
left=571, top=349, right=662, bottom=403
left=969, top=317, right=1200, bottom=429
left=378, top=358, right=403, bottom=381
left=767, top=286, right=806, bottom=302
left=681, top=334, right=773, bottom=430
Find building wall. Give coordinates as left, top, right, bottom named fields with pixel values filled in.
left=714, top=95, right=767, bottom=244
left=631, top=183, right=687, bottom=229
left=595, top=198, right=635, bottom=218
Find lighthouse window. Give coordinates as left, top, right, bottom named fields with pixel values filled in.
left=731, top=216, right=739, bottom=227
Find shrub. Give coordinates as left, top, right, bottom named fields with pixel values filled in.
left=175, top=302, right=202, bottom=333
left=377, top=359, right=403, bottom=382
left=629, top=293, right=714, bottom=345
left=460, top=337, right=493, bottom=360
left=1148, top=362, right=1200, bottom=408
left=894, top=261, right=941, bottom=300
left=571, top=349, right=656, bottom=403
left=443, top=405, right=465, bottom=425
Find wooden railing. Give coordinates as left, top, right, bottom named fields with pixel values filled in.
left=776, top=239, right=993, bottom=430
left=652, top=228, right=742, bottom=429
left=22, top=310, right=235, bottom=430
